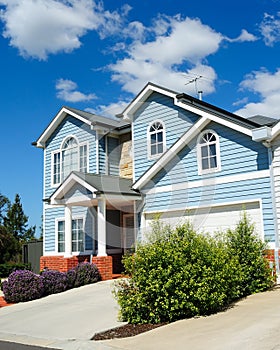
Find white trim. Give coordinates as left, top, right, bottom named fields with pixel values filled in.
left=36, top=107, right=92, bottom=148
left=144, top=169, right=270, bottom=195
left=131, top=121, right=136, bottom=183
left=197, top=129, right=221, bottom=175
left=147, top=119, right=166, bottom=160
left=121, top=83, right=177, bottom=120
left=133, top=116, right=210, bottom=189
left=174, top=99, right=252, bottom=137
left=50, top=172, right=98, bottom=204
left=55, top=215, right=86, bottom=254
left=96, top=131, right=100, bottom=174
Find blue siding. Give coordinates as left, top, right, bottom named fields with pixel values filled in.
left=45, top=115, right=96, bottom=198
left=145, top=122, right=269, bottom=190
left=133, top=92, right=199, bottom=180
left=108, top=136, right=120, bottom=176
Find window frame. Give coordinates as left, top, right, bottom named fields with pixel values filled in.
left=51, top=136, right=89, bottom=187
left=147, top=120, right=166, bottom=160
left=197, top=129, right=221, bottom=175
left=55, top=216, right=85, bottom=254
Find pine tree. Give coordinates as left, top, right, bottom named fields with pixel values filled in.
left=0, top=193, right=10, bottom=225
left=4, top=194, right=35, bottom=242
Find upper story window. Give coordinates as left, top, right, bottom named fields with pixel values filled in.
left=52, top=136, right=88, bottom=186
left=197, top=130, right=221, bottom=175
left=148, top=120, right=166, bottom=159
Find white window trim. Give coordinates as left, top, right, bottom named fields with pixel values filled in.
left=55, top=215, right=86, bottom=254
left=51, top=136, right=89, bottom=187
left=147, top=119, right=166, bottom=160
left=197, top=129, right=221, bottom=175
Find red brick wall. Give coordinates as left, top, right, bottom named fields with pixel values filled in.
left=40, top=255, right=113, bottom=280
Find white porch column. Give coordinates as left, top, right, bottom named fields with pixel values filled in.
left=64, top=206, right=72, bottom=258
left=97, top=197, right=107, bottom=256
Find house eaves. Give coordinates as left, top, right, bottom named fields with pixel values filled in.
left=33, top=106, right=130, bottom=148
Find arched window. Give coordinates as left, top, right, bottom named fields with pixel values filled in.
left=148, top=120, right=166, bottom=158
left=52, top=136, right=88, bottom=186
left=197, top=130, right=221, bottom=174
left=61, top=137, right=78, bottom=181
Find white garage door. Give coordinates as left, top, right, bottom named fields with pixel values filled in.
left=144, top=201, right=263, bottom=239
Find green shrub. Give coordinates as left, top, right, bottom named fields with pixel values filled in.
left=114, top=221, right=241, bottom=324
left=0, top=263, right=31, bottom=278
left=226, top=212, right=274, bottom=296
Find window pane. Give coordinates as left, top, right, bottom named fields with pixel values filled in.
left=151, top=133, right=157, bottom=144
left=157, top=131, right=163, bottom=142
left=202, top=158, right=209, bottom=170
left=201, top=145, right=208, bottom=158
left=151, top=145, right=157, bottom=155
left=209, top=156, right=217, bottom=168
left=157, top=143, right=163, bottom=154
left=209, top=144, right=216, bottom=156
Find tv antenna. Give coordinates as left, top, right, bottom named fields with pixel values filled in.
left=184, top=74, right=204, bottom=100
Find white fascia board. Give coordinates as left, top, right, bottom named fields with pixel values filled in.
left=175, top=100, right=252, bottom=137
left=133, top=116, right=210, bottom=190
left=36, top=107, right=92, bottom=148
left=121, top=84, right=177, bottom=120
left=271, top=121, right=280, bottom=141
left=50, top=173, right=97, bottom=203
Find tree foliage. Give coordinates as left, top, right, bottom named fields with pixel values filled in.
left=3, top=194, right=35, bottom=242
left=0, top=192, right=36, bottom=263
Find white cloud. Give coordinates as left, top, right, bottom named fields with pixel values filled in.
left=259, top=12, right=280, bottom=46
left=109, top=15, right=221, bottom=96
left=226, top=29, right=258, bottom=43
left=87, top=100, right=130, bottom=118
left=0, top=0, right=127, bottom=60
left=56, top=78, right=96, bottom=102
left=234, top=68, right=280, bottom=118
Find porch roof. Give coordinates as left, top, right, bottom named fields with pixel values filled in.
left=48, top=171, right=141, bottom=206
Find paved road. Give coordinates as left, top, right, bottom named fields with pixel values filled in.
left=0, top=341, right=59, bottom=350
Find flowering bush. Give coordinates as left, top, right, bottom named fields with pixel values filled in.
left=3, top=270, right=44, bottom=303
left=41, top=269, right=68, bottom=296
left=68, top=262, right=101, bottom=288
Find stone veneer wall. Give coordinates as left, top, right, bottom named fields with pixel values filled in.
left=119, top=133, right=133, bottom=179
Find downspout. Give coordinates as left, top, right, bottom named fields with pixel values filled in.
left=267, top=143, right=280, bottom=278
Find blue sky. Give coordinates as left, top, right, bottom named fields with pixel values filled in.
left=0, top=0, right=280, bottom=236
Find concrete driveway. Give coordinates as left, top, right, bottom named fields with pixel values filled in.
left=1, top=281, right=280, bottom=349
left=0, top=280, right=126, bottom=349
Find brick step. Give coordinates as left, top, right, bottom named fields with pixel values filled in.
left=0, top=296, right=14, bottom=308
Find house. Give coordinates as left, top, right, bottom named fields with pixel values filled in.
left=33, top=82, right=280, bottom=280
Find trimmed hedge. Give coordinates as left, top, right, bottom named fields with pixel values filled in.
left=114, top=215, right=274, bottom=324
left=2, top=262, right=101, bottom=303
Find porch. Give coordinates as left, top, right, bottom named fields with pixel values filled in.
left=41, top=172, right=142, bottom=280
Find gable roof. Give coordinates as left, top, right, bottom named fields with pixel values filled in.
left=129, top=83, right=277, bottom=190
left=33, top=106, right=130, bottom=148
left=118, top=82, right=262, bottom=133
left=49, top=171, right=141, bottom=205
